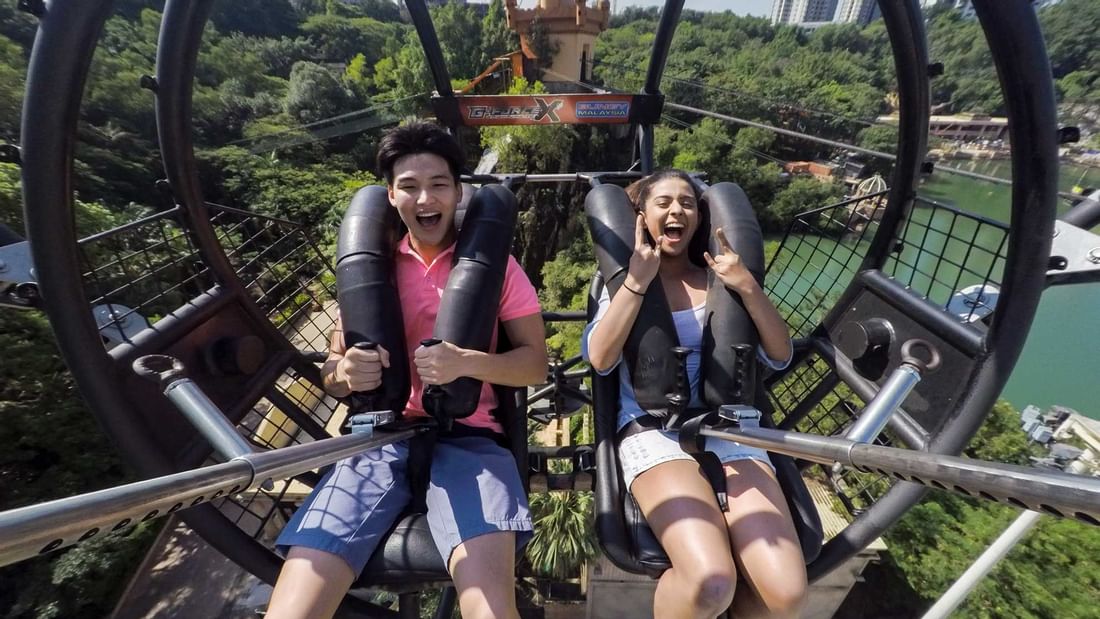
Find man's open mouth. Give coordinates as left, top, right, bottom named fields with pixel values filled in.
left=416, top=212, right=442, bottom=228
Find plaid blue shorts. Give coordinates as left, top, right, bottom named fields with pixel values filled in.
left=276, top=435, right=533, bottom=575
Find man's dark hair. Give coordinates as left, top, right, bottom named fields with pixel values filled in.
left=376, top=122, right=465, bottom=185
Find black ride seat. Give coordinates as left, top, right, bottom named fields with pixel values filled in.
left=357, top=380, right=528, bottom=588
left=588, top=181, right=824, bottom=577
left=325, top=182, right=529, bottom=590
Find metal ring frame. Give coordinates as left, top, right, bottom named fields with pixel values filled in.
left=802, top=0, right=1058, bottom=579
left=16, top=0, right=1059, bottom=593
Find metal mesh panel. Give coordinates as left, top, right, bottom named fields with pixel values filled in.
left=765, top=191, right=887, bottom=339
left=78, top=204, right=341, bottom=542
left=883, top=196, right=1008, bottom=322
left=208, top=203, right=337, bottom=343
left=76, top=204, right=338, bottom=348
left=765, top=191, right=1010, bottom=337
left=238, top=366, right=343, bottom=450
left=78, top=208, right=216, bottom=341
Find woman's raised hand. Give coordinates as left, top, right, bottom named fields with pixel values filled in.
left=626, top=214, right=662, bottom=292
left=704, top=227, right=757, bottom=295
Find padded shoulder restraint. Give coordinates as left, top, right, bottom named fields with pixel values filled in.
left=701, top=182, right=765, bottom=407
left=334, top=183, right=519, bottom=421
left=432, top=184, right=519, bottom=418
left=585, top=184, right=679, bottom=411
left=335, top=185, right=411, bottom=415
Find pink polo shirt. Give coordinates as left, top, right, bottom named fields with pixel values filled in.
left=396, top=235, right=541, bottom=433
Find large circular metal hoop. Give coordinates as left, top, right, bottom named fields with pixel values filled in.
left=18, top=0, right=1058, bottom=590
left=21, top=0, right=290, bottom=589
left=805, top=0, right=1058, bottom=579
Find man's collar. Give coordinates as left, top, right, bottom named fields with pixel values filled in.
left=397, top=234, right=455, bottom=267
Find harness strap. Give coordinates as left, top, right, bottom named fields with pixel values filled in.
left=387, top=416, right=507, bottom=511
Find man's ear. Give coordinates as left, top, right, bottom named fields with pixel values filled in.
left=387, top=184, right=396, bottom=206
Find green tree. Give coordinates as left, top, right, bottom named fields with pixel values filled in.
left=526, top=491, right=597, bottom=580
left=768, top=176, right=844, bottom=231
left=857, top=123, right=898, bottom=155
left=210, top=0, right=299, bottom=37
left=300, top=14, right=399, bottom=65
left=480, top=79, right=579, bottom=284
left=431, top=1, right=484, bottom=80
left=1039, top=0, right=1100, bottom=82
left=371, top=32, right=431, bottom=114
left=325, top=0, right=402, bottom=22
left=539, top=233, right=594, bottom=359
left=284, top=61, right=356, bottom=124
left=0, top=34, right=25, bottom=140
left=733, top=126, right=777, bottom=155
left=880, top=401, right=1098, bottom=618
left=479, top=0, right=518, bottom=69
left=1, top=161, right=159, bottom=618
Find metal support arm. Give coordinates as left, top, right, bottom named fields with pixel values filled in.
left=702, top=425, right=1100, bottom=527
left=0, top=428, right=419, bottom=568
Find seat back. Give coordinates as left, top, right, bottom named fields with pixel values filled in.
left=588, top=181, right=823, bottom=577
left=589, top=271, right=672, bottom=577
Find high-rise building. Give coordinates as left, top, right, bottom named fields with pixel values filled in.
left=800, top=0, right=839, bottom=22
left=836, top=0, right=880, bottom=25
left=770, top=0, right=796, bottom=24
left=922, top=0, right=976, bottom=18
left=771, top=0, right=838, bottom=25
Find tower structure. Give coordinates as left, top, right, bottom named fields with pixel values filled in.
left=505, top=0, right=611, bottom=90
left=771, top=0, right=838, bottom=25
left=770, top=0, right=796, bottom=24
left=836, top=0, right=880, bottom=25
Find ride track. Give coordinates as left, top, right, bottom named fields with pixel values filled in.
left=3, top=0, right=1100, bottom=616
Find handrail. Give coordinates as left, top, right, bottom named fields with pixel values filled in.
left=701, top=425, right=1100, bottom=526
left=0, top=428, right=420, bottom=568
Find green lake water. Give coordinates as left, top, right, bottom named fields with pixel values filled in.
left=768, top=159, right=1100, bottom=419
left=922, top=160, right=1099, bottom=419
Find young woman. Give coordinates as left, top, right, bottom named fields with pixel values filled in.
left=583, top=170, right=807, bottom=619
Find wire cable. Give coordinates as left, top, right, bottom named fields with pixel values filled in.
left=225, top=92, right=429, bottom=149
left=591, top=58, right=885, bottom=128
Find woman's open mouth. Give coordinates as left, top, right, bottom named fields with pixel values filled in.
left=664, top=223, right=685, bottom=242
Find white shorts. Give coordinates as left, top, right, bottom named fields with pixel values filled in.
left=618, top=428, right=773, bottom=491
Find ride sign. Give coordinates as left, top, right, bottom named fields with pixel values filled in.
left=456, top=94, right=635, bottom=125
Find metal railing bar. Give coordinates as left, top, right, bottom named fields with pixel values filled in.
left=0, top=428, right=419, bottom=568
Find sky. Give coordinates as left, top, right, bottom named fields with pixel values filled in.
left=484, top=0, right=776, bottom=17
left=612, top=0, right=773, bottom=15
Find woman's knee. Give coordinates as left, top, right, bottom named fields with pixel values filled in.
left=689, top=568, right=738, bottom=615
left=754, top=575, right=807, bottom=617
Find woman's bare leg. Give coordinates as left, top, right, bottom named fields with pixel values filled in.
left=722, top=460, right=807, bottom=619
left=631, top=459, right=740, bottom=619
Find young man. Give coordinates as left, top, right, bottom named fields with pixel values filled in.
left=266, top=122, right=547, bottom=619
